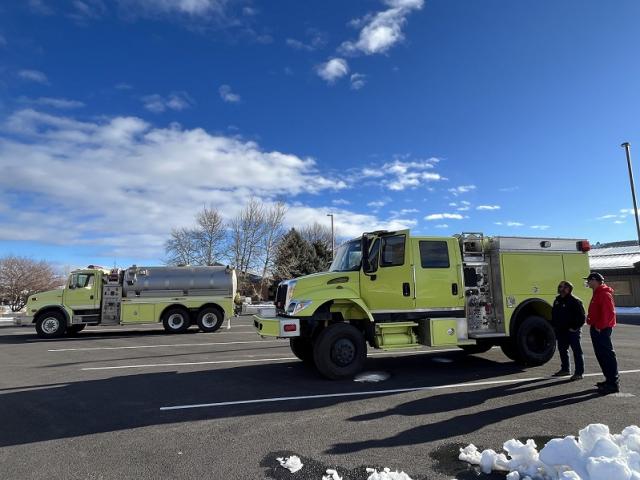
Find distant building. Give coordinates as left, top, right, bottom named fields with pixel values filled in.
left=589, top=241, right=640, bottom=306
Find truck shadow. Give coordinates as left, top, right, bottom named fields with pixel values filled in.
left=0, top=351, right=574, bottom=448
left=0, top=328, right=247, bottom=345
left=326, top=381, right=599, bottom=454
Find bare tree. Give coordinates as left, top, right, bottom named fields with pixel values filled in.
left=300, top=222, right=334, bottom=250
left=194, top=206, right=226, bottom=266
left=227, top=198, right=266, bottom=289
left=165, top=227, right=198, bottom=266
left=0, top=256, right=61, bottom=312
left=259, top=202, right=287, bottom=296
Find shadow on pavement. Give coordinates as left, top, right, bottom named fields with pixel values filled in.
left=0, top=353, right=535, bottom=447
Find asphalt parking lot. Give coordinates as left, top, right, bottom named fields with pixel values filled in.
left=1, top=316, right=638, bottom=480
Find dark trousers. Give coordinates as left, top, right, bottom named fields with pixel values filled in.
left=556, top=329, right=584, bottom=375
left=590, top=327, right=619, bottom=386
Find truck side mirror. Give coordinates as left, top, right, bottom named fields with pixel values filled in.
left=361, top=236, right=374, bottom=275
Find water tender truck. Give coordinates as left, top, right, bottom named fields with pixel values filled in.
left=253, top=230, right=591, bottom=379
left=25, top=265, right=237, bottom=338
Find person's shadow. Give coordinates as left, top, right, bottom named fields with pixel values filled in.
left=327, top=379, right=599, bottom=454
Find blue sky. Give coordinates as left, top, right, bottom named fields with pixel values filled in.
left=1, top=0, right=640, bottom=269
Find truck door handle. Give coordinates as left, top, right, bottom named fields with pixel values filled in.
left=402, top=282, right=410, bottom=297
left=451, top=283, right=458, bottom=296
left=90, top=295, right=94, bottom=300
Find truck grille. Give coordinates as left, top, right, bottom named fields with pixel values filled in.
left=275, top=283, right=288, bottom=312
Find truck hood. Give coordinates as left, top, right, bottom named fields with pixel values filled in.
left=287, top=271, right=360, bottom=298
left=27, top=289, right=64, bottom=313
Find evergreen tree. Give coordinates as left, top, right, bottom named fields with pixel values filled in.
left=273, top=229, right=321, bottom=282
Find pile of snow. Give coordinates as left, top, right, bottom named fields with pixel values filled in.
left=459, top=423, right=640, bottom=479
left=322, top=469, right=343, bottom=480
left=365, top=468, right=413, bottom=480
left=277, top=455, right=304, bottom=473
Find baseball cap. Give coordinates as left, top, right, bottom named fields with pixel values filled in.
left=584, top=272, right=605, bottom=282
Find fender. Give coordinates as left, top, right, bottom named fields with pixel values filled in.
left=509, top=297, right=552, bottom=335
left=297, top=285, right=375, bottom=323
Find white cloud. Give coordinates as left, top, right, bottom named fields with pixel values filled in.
left=499, top=186, right=519, bottom=192
left=0, top=109, right=347, bottom=258
left=477, top=205, right=500, bottom=211
left=350, top=73, right=367, bottom=90
left=614, top=220, right=626, bottom=224
left=219, top=84, right=241, bottom=103
left=286, top=205, right=416, bottom=240
left=142, top=92, right=193, bottom=113
left=448, top=185, right=476, bottom=196
left=115, top=83, right=133, bottom=90
left=597, top=214, right=618, bottom=220
left=457, top=206, right=470, bottom=212
left=435, top=224, right=448, bottom=229
left=28, top=0, right=54, bottom=15
left=448, top=202, right=457, bottom=207
left=365, top=157, right=444, bottom=191
left=70, top=0, right=107, bottom=22
left=316, top=58, right=349, bottom=83
left=340, top=0, right=424, bottom=56
left=367, top=200, right=387, bottom=208
left=506, top=221, right=524, bottom=227
left=25, top=97, right=85, bottom=109
left=117, top=0, right=226, bottom=16
left=530, top=225, right=550, bottom=230
left=18, top=69, right=49, bottom=84
left=425, top=213, right=464, bottom=221
left=285, top=30, right=327, bottom=51
left=332, top=199, right=351, bottom=206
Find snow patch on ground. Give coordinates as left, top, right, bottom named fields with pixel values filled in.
left=365, top=467, right=413, bottom=479
left=431, top=357, right=454, bottom=364
left=460, top=423, right=640, bottom=479
left=616, top=307, right=640, bottom=314
left=322, top=469, right=343, bottom=480
left=354, top=371, right=391, bottom=383
left=277, top=455, right=304, bottom=473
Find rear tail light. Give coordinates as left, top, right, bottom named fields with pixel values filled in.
left=283, top=324, right=297, bottom=332
left=577, top=240, right=591, bottom=252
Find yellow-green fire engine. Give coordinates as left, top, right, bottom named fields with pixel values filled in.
left=25, top=265, right=236, bottom=338
left=254, top=230, right=591, bottom=379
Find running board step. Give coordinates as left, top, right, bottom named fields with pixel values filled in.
left=375, top=322, right=419, bottom=350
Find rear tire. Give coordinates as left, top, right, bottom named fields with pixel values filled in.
left=459, top=343, right=492, bottom=355
left=66, top=324, right=86, bottom=336
left=290, top=337, right=314, bottom=364
left=196, top=307, right=224, bottom=333
left=514, top=315, right=556, bottom=366
left=313, top=323, right=367, bottom=380
left=162, top=308, right=190, bottom=334
left=35, top=312, right=67, bottom=339
left=500, top=340, right=521, bottom=362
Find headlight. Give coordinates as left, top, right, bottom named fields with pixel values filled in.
left=287, top=300, right=313, bottom=316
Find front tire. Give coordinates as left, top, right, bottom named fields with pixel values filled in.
left=162, top=308, right=190, bottom=334
left=313, top=323, right=367, bottom=380
left=35, top=312, right=67, bottom=339
left=290, top=337, right=314, bottom=364
left=514, top=315, right=556, bottom=366
left=66, top=324, right=86, bottom=336
left=196, top=307, right=224, bottom=333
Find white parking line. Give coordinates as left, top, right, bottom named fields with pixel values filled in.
left=80, top=348, right=464, bottom=371
left=159, top=369, right=640, bottom=411
left=49, top=340, right=282, bottom=352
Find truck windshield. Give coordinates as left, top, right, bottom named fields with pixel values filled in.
left=329, top=240, right=362, bottom=272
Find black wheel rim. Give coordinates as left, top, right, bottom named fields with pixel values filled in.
left=526, top=327, right=550, bottom=353
left=331, top=338, right=356, bottom=367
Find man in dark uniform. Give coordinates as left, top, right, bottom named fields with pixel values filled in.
left=551, top=280, right=585, bottom=380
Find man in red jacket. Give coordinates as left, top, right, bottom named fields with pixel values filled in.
left=585, top=272, right=619, bottom=394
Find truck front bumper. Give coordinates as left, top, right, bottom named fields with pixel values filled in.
left=15, top=315, right=33, bottom=326
left=253, top=315, right=300, bottom=338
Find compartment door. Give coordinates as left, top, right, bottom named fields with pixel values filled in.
left=412, top=238, right=464, bottom=313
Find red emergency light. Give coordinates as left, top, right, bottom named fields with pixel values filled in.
left=577, top=240, right=591, bottom=253
left=283, top=324, right=297, bottom=332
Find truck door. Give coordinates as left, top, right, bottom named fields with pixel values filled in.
left=63, top=272, right=100, bottom=311
left=359, top=231, right=415, bottom=312
left=412, top=238, right=465, bottom=314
